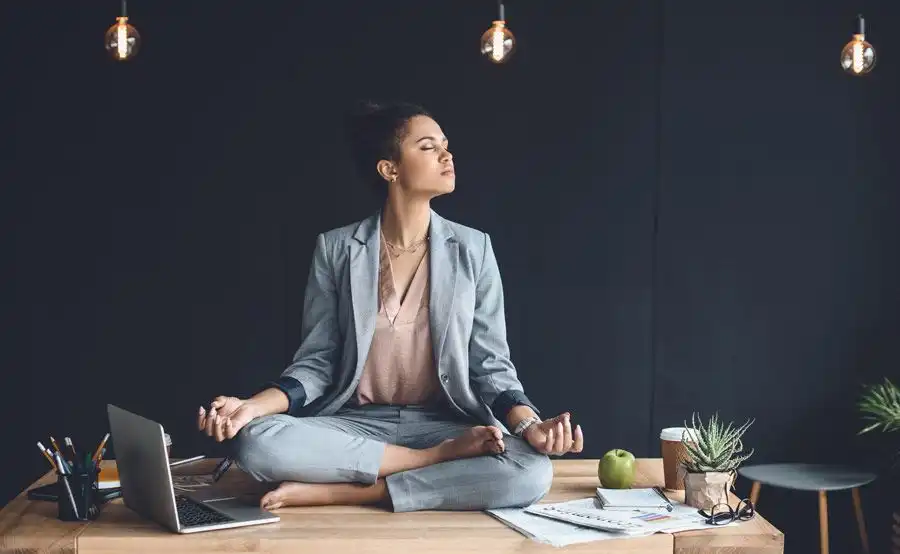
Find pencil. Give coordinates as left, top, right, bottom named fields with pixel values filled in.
left=92, top=433, right=110, bottom=462
left=169, top=455, right=206, bottom=468
left=49, top=436, right=62, bottom=456
left=36, top=442, right=57, bottom=469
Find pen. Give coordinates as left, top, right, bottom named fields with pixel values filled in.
left=36, top=442, right=57, bottom=469
left=65, top=437, right=78, bottom=459
left=212, top=457, right=232, bottom=482
left=169, top=455, right=206, bottom=468
left=53, top=451, right=68, bottom=476
left=92, top=433, right=110, bottom=462
left=54, top=451, right=80, bottom=520
left=44, top=442, right=72, bottom=473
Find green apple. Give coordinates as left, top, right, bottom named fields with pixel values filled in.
left=598, top=449, right=636, bottom=489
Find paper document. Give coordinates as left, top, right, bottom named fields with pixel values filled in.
left=486, top=504, right=652, bottom=548
left=525, top=497, right=722, bottom=535
left=489, top=495, right=749, bottom=546
left=525, top=498, right=651, bottom=534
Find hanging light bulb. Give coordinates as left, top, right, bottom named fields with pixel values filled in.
left=105, top=0, right=141, bottom=61
left=840, top=14, right=875, bottom=76
left=480, top=1, right=515, bottom=64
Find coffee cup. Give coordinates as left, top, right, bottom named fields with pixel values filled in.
left=660, top=427, right=697, bottom=490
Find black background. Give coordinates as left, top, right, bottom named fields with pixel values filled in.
left=3, top=1, right=899, bottom=552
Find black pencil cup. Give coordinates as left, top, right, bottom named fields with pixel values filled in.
left=57, top=469, right=100, bottom=522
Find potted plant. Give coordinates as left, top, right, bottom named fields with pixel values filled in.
left=680, top=412, right=755, bottom=510
left=857, top=377, right=900, bottom=554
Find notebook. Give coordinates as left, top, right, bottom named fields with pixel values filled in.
left=98, top=465, right=120, bottom=490
left=595, top=487, right=673, bottom=512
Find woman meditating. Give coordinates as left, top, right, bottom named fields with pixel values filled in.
left=196, top=101, right=584, bottom=512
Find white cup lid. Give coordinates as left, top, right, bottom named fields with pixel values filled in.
left=660, top=427, right=698, bottom=442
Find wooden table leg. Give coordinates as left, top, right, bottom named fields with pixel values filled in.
left=750, top=481, right=761, bottom=506
left=819, top=490, right=829, bottom=554
left=851, top=488, right=870, bottom=554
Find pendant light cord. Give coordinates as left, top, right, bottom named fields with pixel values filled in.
left=498, top=0, right=505, bottom=21
left=121, top=0, right=127, bottom=17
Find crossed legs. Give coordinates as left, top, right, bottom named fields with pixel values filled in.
left=258, top=425, right=506, bottom=510
left=232, top=409, right=553, bottom=512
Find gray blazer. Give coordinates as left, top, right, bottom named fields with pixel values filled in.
left=264, top=209, right=539, bottom=432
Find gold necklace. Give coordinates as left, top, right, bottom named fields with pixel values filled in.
left=382, top=230, right=429, bottom=258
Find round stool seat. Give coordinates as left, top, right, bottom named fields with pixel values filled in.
left=738, top=463, right=877, bottom=492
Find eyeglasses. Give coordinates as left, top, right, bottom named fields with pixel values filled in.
left=697, top=484, right=756, bottom=525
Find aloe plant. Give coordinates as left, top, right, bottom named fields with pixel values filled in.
left=858, top=378, right=900, bottom=464
left=681, top=412, right=755, bottom=473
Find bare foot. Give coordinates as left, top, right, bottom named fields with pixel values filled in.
left=260, top=480, right=389, bottom=510
left=438, top=426, right=505, bottom=461
left=260, top=481, right=329, bottom=510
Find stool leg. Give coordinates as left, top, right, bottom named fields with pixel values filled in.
left=750, top=481, right=761, bottom=506
left=819, top=490, right=829, bottom=554
left=891, top=511, right=899, bottom=554
left=851, top=488, right=870, bottom=554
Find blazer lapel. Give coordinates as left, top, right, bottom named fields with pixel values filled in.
left=349, top=212, right=380, bottom=380
left=429, top=210, right=458, bottom=371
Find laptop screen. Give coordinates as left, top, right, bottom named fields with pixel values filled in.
left=107, top=404, right=181, bottom=531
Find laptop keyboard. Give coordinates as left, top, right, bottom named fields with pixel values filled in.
left=175, top=495, right=235, bottom=527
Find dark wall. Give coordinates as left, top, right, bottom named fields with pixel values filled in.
left=2, top=1, right=898, bottom=552
left=655, top=2, right=900, bottom=552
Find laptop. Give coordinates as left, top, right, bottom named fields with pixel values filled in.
left=107, top=404, right=280, bottom=533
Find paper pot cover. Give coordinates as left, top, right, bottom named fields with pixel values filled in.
left=683, top=471, right=733, bottom=510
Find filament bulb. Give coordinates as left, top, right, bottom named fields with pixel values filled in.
left=840, top=15, right=875, bottom=75
left=480, top=20, right=515, bottom=64
left=105, top=16, right=141, bottom=61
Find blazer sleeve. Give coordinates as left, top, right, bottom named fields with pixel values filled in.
left=467, top=232, right=541, bottom=423
left=261, top=233, right=339, bottom=414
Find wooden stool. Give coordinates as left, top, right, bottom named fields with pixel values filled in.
left=739, top=463, right=877, bottom=554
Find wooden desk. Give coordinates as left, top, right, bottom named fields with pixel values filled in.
left=0, top=459, right=783, bottom=553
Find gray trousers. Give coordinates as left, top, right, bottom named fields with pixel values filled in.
left=232, top=403, right=554, bottom=513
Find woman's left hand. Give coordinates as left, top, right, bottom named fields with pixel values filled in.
left=523, top=412, right=584, bottom=456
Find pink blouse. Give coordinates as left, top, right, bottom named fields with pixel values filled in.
left=354, top=240, right=442, bottom=406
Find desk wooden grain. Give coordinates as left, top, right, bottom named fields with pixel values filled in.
left=0, top=459, right=783, bottom=553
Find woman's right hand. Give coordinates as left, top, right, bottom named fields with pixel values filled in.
left=197, top=396, right=260, bottom=442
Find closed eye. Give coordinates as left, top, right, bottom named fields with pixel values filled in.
left=416, top=135, right=449, bottom=151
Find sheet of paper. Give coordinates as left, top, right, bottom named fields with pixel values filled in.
left=525, top=496, right=739, bottom=535
left=646, top=502, right=721, bottom=533
left=525, top=498, right=652, bottom=533
left=486, top=504, right=652, bottom=547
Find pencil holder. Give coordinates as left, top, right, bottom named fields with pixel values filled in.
left=57, top=469, right=100, bottom=522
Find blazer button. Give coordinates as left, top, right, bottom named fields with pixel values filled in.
left=440, top=373, right=450, bottom=383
